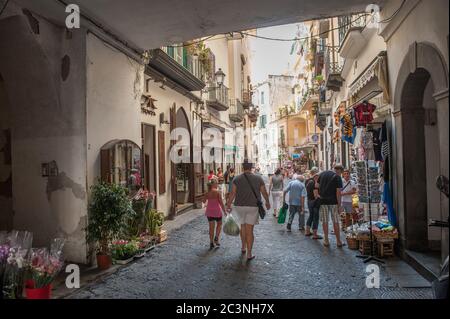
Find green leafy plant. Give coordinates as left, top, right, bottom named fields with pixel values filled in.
left=110, top=240, right=139, bottom=260
left=145, top=209, right=165, bottom=236
left=86, top=181, right=135, bottom=255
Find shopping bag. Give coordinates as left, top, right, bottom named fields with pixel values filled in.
left=223, top=214, right=240, bottom=236
left=278, top=203, right=288, bottom=224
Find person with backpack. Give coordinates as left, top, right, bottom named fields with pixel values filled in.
left=318, top=165, right=344, bottom=247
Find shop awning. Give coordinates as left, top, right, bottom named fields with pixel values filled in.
left=349, top=51, right=390, bottom=104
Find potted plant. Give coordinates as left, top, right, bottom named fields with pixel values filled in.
left=110, top=240, right=139, bottom=264
left=86, top=181, right=135, bottom=270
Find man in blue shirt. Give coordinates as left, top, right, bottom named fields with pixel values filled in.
left=283, top=174, right=307, bottom=231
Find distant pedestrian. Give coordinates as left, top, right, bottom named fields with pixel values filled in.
left=226, top=160, right=270, bottom=261
left=318, top=165, right=344, bottom=247
left=203, top=179, right=226, bottom=249
left=283, top=174, right=307, bottom=231
left=207, top=170, right=216, bottom=181
left=226, top=167, right=236, bottom=201
left=269, top=168, right=284, bottom=217
left=305, top=167, right=322, bottom=239
left=217, top=167, right=225, bottom=199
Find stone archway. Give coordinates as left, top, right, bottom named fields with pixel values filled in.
left=393, top=42, right=449, bottom=258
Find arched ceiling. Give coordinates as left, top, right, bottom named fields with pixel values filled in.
left=13, top=0, right=386, bottom=51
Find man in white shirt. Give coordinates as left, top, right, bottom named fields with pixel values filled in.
left=341, top=169, right=357, bottom=214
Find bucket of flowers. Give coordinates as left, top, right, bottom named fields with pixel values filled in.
left=25, top=238, right=65, bottom=299
left=110, top=240, right=139, bottom=265
left=1, top=230, right=33, bottom=299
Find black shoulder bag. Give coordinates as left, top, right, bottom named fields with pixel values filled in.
left=243, top=173, right=266, bottom=219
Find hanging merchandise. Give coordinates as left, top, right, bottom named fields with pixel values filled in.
left=353, top=101, right=377, bottom=127
left=341, top=112, right=357, bottom=144
left=355, top=161, right=382, bottom=204
left=370, top=127, right=383, bottom=162
left=381, top=121, right=389, bottom=161
left=361, top=130, right=376, bottom=161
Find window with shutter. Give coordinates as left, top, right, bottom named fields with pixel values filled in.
left=167, top=46, right=174, bottom=58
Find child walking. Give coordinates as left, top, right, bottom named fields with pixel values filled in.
left=203, top=179, right=226, bottom=249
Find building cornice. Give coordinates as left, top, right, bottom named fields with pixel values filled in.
left=378, top=0, right=421, bottom=42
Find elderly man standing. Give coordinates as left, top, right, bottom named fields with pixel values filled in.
left=283, top=174, right=307, bottom=232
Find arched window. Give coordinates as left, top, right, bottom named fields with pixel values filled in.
left=100, top=140, right=142, bottom=194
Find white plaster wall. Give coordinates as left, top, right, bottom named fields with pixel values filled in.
left=0, top=12, right=88, bottom=263
left=86, top=33, right=143, bottom=190
left=141, top=78, right=195, bottom=216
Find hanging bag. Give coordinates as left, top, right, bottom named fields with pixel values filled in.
left=223, top=214, right=240, bottom=236
left=278, top=203, right=289, bottom=224
left=243, top=173, right=266, bottom=219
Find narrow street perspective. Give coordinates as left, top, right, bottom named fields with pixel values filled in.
left=68, top=208, right=432, bottom=299
left=0, top=0, right=448, bottom=302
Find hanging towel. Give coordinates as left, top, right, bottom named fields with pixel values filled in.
left=383, top=182, right=396, bottom=226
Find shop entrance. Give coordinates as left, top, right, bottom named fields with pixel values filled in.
left=142, top=124, right=157, bottom=208
left=400, top=68, right=441, bottom=255
left=175, top=107, right=194, bottom=213
left=0, top=73, right=13, bottom=231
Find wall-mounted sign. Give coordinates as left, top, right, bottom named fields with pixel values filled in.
left=141, top=93, right=157, bottom=116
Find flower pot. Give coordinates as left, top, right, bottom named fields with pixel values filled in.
left=25, top=281, right=52, bottom=299
left=96, top=254, right=112, bottom=270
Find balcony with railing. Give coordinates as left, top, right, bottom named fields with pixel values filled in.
left=242, top=90, right=252, bottom=108
left=248, top=105, right=259, bottom=123
left=325, top=45, right=344, bottom=92
left=205, top=83, right=229, bottom=111
left=147, top=46, right=206, bottom=91
left=338, top=14, right=368, bottom=59
left=229, top=99, right=244, bottom=122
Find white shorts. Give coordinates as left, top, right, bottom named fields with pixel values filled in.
left=271, top=191, right=283, bottom=209
left=233, top=206, right=259, bottom=225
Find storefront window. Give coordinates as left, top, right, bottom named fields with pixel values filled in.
left=100, top=140, right=142, bottom=195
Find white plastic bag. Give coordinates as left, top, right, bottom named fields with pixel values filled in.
left=223, top=214, right=240, bottom=236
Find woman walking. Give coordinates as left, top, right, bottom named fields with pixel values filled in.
left=269, top=168, right=284, bottom=217
left=226, top=160, right=270, bottom=261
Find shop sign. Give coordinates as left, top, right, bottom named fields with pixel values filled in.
left=141, top=94, right=157, bottom=116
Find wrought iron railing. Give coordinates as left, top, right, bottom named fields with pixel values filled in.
left=325, top=45, right=344, bottom=76
left=161, top=46, right=206, bottom=81
left=206, top=83, right=229, bottom=107
left=229, top=99, right=244, bottom=121
left=338, top=14, right=368, bottom=46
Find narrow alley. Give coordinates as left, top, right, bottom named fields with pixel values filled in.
left=68, top=207, right=431, bottom=299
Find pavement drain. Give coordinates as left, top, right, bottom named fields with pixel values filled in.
left=374, top=287, right=433, bottom=299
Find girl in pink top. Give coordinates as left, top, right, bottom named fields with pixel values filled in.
left=203, top=179, right=226, bottom=249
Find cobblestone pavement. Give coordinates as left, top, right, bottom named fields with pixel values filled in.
left=69, top=208, right=432, bottom=299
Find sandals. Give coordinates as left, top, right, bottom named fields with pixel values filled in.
left=337, top=242, right=346, bottom=248
left=323, top=240, right=330, bottom=247
left=247, top=255, right=256, bottom=261
left=305, top=233, right=313, bottom=237
left=214, top=237, right=220, bottom=247
left=210, top=243, right=215, bottom=250
left=312, top=235, right=323, bottom=240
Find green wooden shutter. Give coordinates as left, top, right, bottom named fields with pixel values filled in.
left=182, top=47, right=188, bottom=69
left=167, top=46, right=174, bottom=58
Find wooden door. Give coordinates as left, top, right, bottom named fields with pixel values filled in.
left=169, top=104, right=177, bottom=219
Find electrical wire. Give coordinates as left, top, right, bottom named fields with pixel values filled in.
left=0, top=0, right=10, bottom=17
left=378, top=0, right=406, bottom=23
